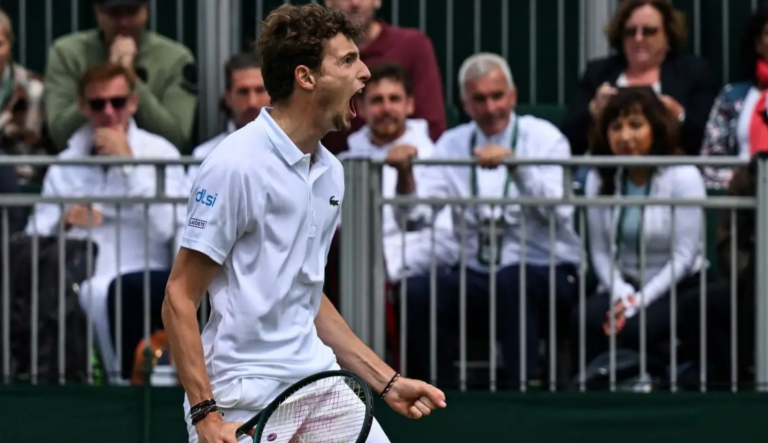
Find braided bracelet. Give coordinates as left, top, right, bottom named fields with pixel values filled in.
left=380, top=372, right=400, bottom=399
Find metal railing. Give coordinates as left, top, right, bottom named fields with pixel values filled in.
left=340, top=155, right=768, bottom=392
left=0, top=156, right=200, bottom=386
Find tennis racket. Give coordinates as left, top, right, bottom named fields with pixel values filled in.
left=235, top=369, right=374, bottom=443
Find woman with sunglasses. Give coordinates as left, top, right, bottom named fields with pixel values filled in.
left=570, top=88, right=707, bottom=381
left=561, top=0, right=718, bottom=158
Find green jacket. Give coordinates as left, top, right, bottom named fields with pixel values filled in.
left=44, top=29, right=197, bottom=151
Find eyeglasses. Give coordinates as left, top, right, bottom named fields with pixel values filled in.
left=623, top=26, right=660, bottom=38
left=88, top=96, right=129, bottom=112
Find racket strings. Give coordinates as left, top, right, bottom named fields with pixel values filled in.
left=262, top=375, right=368, bottom=443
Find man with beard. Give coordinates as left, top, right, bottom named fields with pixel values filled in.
left=322, top=0, right=445, bottom=154
left=44, top=0, right=197, bottom=151
left=189, top=53, right=271, bottom=179
left=344, top=62, right=457, bottom=283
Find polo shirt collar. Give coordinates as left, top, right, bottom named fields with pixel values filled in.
left=257, top=107, right=329, bottom=169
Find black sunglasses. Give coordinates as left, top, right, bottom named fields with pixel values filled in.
left=623, top=26, right=660, bottom=38
left=88, top=96, right=129, bottom=112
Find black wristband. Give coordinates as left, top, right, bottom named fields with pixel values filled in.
left=380, top=373, right=400, bottom=399
left=190, top=399, right=219, bottom=425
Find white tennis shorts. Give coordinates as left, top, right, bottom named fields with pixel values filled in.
left=184, top=375, right=391, bottom=443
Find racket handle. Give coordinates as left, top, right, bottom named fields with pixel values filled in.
left=235, top=412, right=262, bottom=437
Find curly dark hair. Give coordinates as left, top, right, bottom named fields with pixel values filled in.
left=590, top=87, right=679, bottom=195
left=256, top=4, right=362, bottom=105
left=605, top=0, right=687, bottom=56
left=739, top=3, right=768, bottom=83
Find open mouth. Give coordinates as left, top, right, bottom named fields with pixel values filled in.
left=349, top=88, right=364, bottom=118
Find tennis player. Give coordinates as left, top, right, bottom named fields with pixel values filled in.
left=162, top=4, right=446, bottom=443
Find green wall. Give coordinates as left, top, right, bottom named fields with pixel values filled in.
left=1, top=386, right=766, bottom=443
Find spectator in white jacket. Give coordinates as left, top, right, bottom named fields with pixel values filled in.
left=25, top=62, right=188, bottom=383
left=189, top=52, right=271, bottom=178
left=344, top=62, right=457, bottom=282
left=571, top=87, right=707, bottom=375
left=393, top=53, right=580, bottom=387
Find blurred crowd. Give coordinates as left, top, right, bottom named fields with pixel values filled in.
left=0, top=0, right=765, bottom=389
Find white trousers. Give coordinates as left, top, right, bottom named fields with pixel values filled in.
left=184, top=373, right=391, bottom=443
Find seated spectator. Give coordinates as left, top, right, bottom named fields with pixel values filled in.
left=561, top=0, right=717, bottom=157
left=44, top=0, right=197, bottom=151
left=189, top=52, right=270, bottom=178
left=343, top=62, right=457, bottom=282
left=0, top=8, right=45, bottom=181
left=701, top=4, right=768, bottom=190
left=572, top=88, right=706, bottom=377
left=24, top=62, right=188, bottom=383
left=395, top=53, right=580, bottom=387
left=322, top=0, right=445, bottom=154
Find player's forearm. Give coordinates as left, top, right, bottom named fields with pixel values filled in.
left=315, top=295, right=395, bottom=394
left=161, top=290, right=213, bottom=404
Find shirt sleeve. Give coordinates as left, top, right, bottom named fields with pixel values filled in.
left=180, top=157, right=254, bottom=265
left=638, top=166, right=706, bottom=306
left=585, top=170, right=636, bottom=301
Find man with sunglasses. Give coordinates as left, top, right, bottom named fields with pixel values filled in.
left=25, top=61, right=189, bottom=384
left=44, top=0, right=197, bottom=152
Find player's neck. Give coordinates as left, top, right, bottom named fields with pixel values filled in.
left=270, top=104, right=324, bottom=156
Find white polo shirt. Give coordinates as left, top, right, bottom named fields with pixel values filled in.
left=181, top=108, right=342, bottom=390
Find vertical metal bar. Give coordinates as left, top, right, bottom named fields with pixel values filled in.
left=459, top=207, right=467, bottom=392
left=473, top=0, right=481, bottom=53
left=71, top=0, right=79, bottom=32
left=488, top=216, right=497, bottom=393
left=756, top=157, right=768, bottom=390
left=700, top=213, right=708, bottom=392
left=548, top=212, right=556, bottom=392
left=501, top=0, right=509, bottom=61
left=693, top=0, right=701, bottom=56
left=519, top=213, right=527, bottom=391
left=115, top=205, right=123, bottom=381
left=30, top=216, right=39, bottom=384
left=429, top=209, right=438, bottom=386
left=578, top=0, right=586, bottom=75
left=578, top=208, right=587, bottom=391
left=609, top=197, right=617, bottom=391
left=45, top=0, right=53, bottom=52
left=721, top=0, right=729, bottom=84
left=419, top=0, right=426, bottom=33
left=340, top=161, right=356, bottom=331
left=143, top=205, right=151, bottom=382
left=256, top=0, right=264, bottom=38
left=670, top=208, right=677, bottom=392
left=398, top=209, right=408, bottom=377
left=150, top=0, right=157, bottom=32
left=86, top=210, right=94, bottom=384
left=19, top=0, right=26, bottom=67
left=177, top=0, right=185, bottom=43
left=359, top=162, right=371, bottom=345
left=639, top=203, right=647, bottom=383
left=1, top=208, right=8, bottom=384
left=371, top=167, right=386, bottom=358
left=529, top=0, right=537, bottom=104
left=754, top=0, right=760, bottom=12
left=557, top=0, right=565, bottom=105
left=730, top=209, right=738, bottom=392
left=446, top=0, right=454, bottom=108
left=391, top=0, right=399, bottom=27
left=58, top=206, right=66, bottom=384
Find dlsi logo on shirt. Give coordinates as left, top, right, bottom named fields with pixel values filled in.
left=195, top=189, right=217, bottom=207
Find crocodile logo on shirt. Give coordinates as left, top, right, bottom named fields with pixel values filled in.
left=329, top=196, right=339, bottom=207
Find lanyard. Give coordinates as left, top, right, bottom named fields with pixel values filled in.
left=615, top=175, right=652, bottom=264
left=469, top=117, right=519, bottom=198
